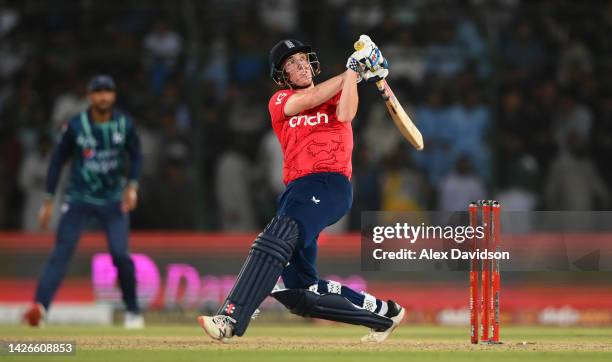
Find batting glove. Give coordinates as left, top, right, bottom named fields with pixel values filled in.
left=353, top=34, right=388, bottom=72
left=362, top=67, right=389, bottom=83
left=346, top=55, right=365, bottom=83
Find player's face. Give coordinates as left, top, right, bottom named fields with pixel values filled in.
left=283, top=53, right=313, bottom=87
left=88, top=90, right=116, bottom=112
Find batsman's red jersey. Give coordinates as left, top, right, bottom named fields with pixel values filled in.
left=268, top=89, right=353, bottom=185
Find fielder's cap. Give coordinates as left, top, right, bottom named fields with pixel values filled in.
left=87, top=74, right=116, bottom=92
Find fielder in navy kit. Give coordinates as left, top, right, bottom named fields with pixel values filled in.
left=23, top=75, right=144, bottom=329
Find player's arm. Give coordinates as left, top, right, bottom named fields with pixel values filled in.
left=336, top=69, right=359, bottom=123
left=283, top=74, right=344, bottom=116
left=39, top=125, right=76, bottom=229
left=337, top=35, right=389, bottom=123
left=122, top=120, right=143, bottom=213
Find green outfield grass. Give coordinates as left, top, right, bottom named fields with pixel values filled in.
left=1, top=324, right=611, bottom=361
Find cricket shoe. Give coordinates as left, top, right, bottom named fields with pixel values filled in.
left=361, top=300, right=405, bottom=342
left=197, top=315, right=236, bottom=342
left=124, top=312, right=145, bottom=329
left=23, top=303, right=46, bottom=327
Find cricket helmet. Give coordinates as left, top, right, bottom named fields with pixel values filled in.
left=269, top=39, right=320, bottom=87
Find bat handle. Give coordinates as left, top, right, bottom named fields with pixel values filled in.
left=375, top=80, right=389, bottom=101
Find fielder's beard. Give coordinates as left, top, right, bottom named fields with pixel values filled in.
left=92, top=104, right=112, bottom=113
left=92, top=105, right=113, bottom=119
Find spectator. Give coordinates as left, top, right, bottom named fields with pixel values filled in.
left=545, top=132, right=609, bottom=210
left=448, top=87, right=491, bottom=180
left=143, top=21, right=183, bottom=93
left=215, top=143, right=256, bottom=231
left=593, top=89, right=612, bottom=185
left=18, top=135, right=61, bottom=231
left=496, top=154, right=539, bottom=211
left=381, top=30, right=426, bottom=85
left=413, top=87, right=458, bottom=187
left=557, top=38, right=593, bottom=85
left=500, top=20, right=546, bottom=84
left=257, top=130, right=284, bottom=196
left=496, top=154, right=539, bottom=232
left=381, top=147, right=428, bottom=212
left=438, top=155, right=486, bottom=211
left=148, top=157, right=196, bottom=229
left=349, top=143, right=382, bottom=229
left=362, top=102, right=405, bottom=164
left=2, top=0, right=612, bottom=231
left=0, top=6, right=19, bottom=38
left=157, top=84, right=192, bottom=133
left=258, top=0, right=298, bottom=33
left=227, top=84, right=267, bottom=135
left=0, top=39, right=26, bottom=81
left=524, top=79, right=558, bottom=168
left=51, top=79, right=88, bottom=130
left=554, top=89, right=592, bottom=151
left=159, top=112, right=190, bottom=170
left=456, top=14, right=490, bottom=77
left=425, top=21, right=467, bottom=79
left=346, top=0, right=384, bottom=33
left=197, top=37, right=230, bottom=101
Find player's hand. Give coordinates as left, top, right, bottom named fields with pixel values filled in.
left=121, top=184, right=138, bottom=213
left=38, top=199, right=53, bottom=230
left=353, top=34, right=388, bottom=72
left=362, top=67, right=389, bottom=83
left=346, top=54, right=365, bottom=83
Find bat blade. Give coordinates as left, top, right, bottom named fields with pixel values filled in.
left=375, top=80, right=424, bottom=151
left=353, top=39, right=423, bottom=150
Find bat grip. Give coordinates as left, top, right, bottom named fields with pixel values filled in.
left=376, top=80, right=389, bottom=100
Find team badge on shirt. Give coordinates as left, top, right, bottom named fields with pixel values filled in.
left=83, top=148, right=95, bottom=159
left=112, top=132, right=123, bottom=144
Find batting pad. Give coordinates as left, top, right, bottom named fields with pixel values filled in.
left=271, top=288, right=393, bottom=331
left=219, top=215, right=300, bottom=336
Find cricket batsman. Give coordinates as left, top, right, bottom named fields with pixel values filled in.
left=198, top=36, right=404, bottom=342
left=23, top=75, right=144, bottom=329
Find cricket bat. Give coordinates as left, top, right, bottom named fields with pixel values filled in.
left=354, top=40, right=424, bottom=151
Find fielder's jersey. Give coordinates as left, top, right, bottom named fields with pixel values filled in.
left=46, top=109, right=142, bottom=204
left=268, top=89, right=353, bottom=185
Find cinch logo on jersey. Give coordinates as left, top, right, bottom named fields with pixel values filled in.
left=289, top=112, right=329, bottom=128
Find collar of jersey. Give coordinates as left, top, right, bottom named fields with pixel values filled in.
left=86, top=108, right=118, bottom=126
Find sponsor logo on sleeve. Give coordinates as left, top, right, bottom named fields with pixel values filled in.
left=275, top=92, right=288, bottom=105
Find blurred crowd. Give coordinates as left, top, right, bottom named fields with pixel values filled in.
left=1, top=0, right=612, bottom=231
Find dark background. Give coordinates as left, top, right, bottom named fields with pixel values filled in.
left=1, top=0, right=611, bottom=231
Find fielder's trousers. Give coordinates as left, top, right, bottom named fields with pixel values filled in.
left=35, top=201, right=139, bottom=312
